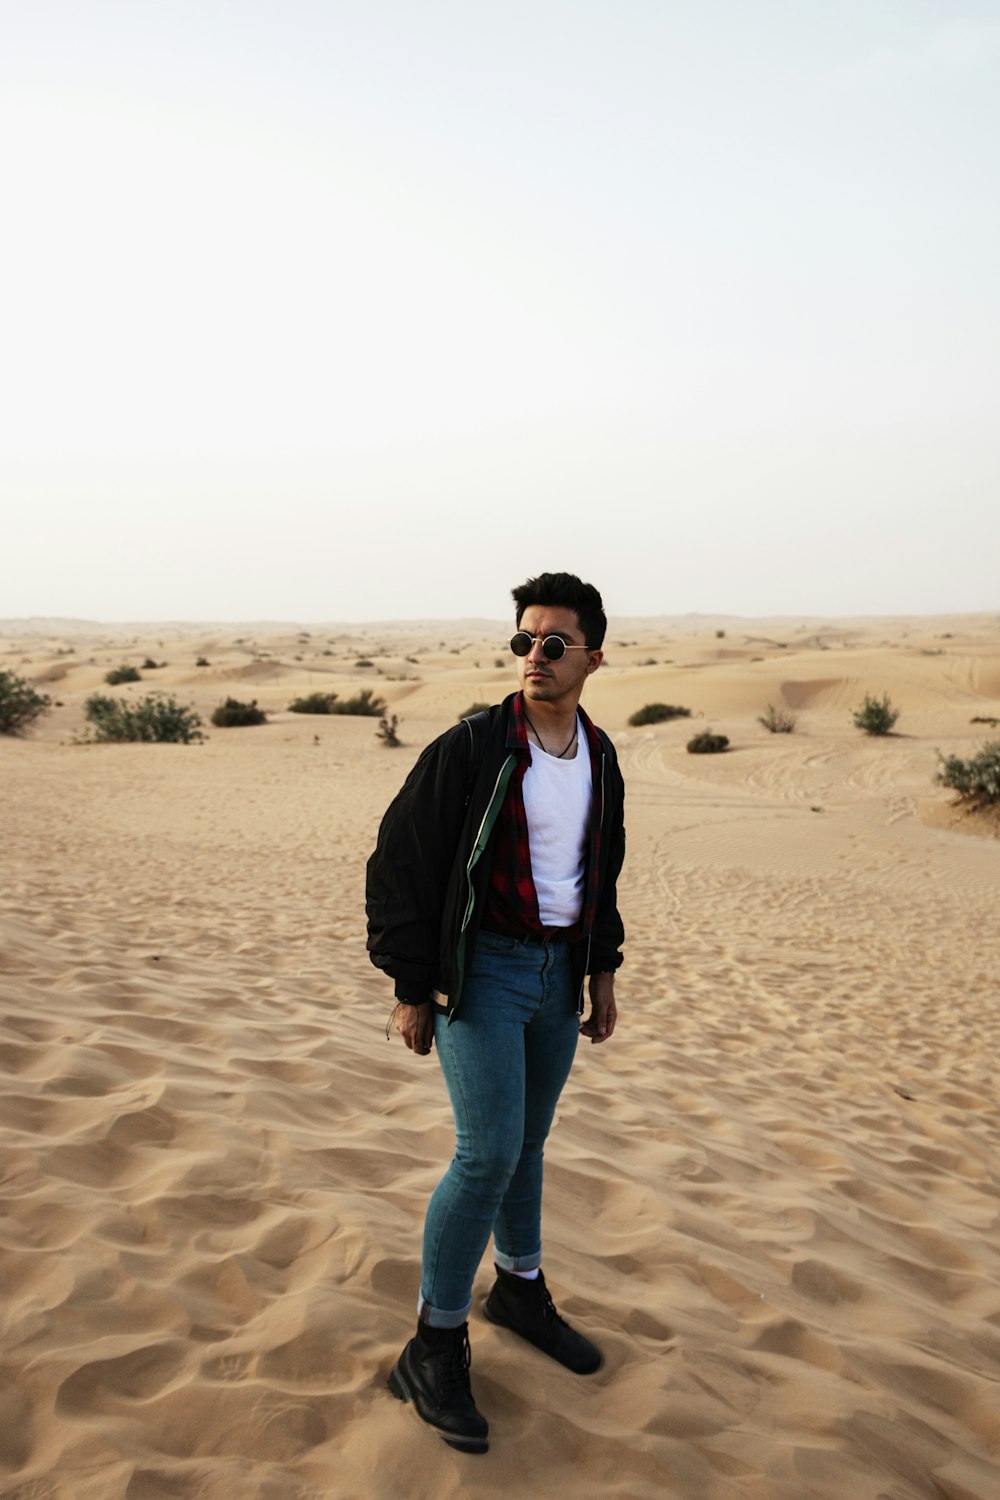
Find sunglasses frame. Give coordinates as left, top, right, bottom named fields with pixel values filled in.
left=509, top=631, right=591, bottom=662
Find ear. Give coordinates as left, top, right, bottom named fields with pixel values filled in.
left=585, top=649, right=603, bottom=676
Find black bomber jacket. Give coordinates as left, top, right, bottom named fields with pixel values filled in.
left=365, top=694, right=625, bottom=1019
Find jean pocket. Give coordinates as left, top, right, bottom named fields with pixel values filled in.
left=475, top=930, right=522, bottom=955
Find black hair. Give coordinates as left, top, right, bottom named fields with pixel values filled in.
left=511, top=572, right=607, bottom=650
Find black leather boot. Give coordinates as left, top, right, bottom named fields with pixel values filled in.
left=483, top=1267, right=602, bottom=1374
left=388, top=1319, right=489, bottom=1453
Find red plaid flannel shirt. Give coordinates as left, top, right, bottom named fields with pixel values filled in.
left=483, top=692, right=604, bottom=939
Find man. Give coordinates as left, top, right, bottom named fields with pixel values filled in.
left=366, top=571, right=625, bottom=1455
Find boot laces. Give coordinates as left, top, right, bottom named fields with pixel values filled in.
left=438, top=1325, right=474, bottom=1401
left=539, top=1280, right=569, bottom=1328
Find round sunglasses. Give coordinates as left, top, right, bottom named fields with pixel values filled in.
left=509, top=631, right=590, bottom=662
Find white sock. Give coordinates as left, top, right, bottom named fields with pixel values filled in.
left=510, top=1267, right=540, bottom=1281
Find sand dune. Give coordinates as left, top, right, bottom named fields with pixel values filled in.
left=2, top=614, right=1000, bottom=1499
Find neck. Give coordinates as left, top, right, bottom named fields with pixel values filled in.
left=521, top=693, right=581, bottom=745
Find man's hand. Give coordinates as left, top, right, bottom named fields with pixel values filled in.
left=393, top=1001, right=435, bottom=1055
left=580, top=972, right=617, bottom=1044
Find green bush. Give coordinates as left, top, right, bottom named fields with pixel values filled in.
left=211, top=697, right=267, bottom=727
left=0, top=670, right=52, bottom=734
left=758, top=703, right=797, bottom=734
left=289, top=688, right=386, bottom=717
left=459, top=702, right=491, bottom=721
left=853, top=692, right=899, bottom=736
left=105, top=665, right=142, bottom=685
left=935, top=741, right=1000, bottom=807
left=142, top=658, right=163, bottom=670
left=355, top=658, right=374, bottom=668
left=334, top=689, right=386, bottom=716
left=628, top=703, right=691, bottom=727
left=289, top=692, right=340, bottom=714
left=84, top=693, right=204, bottom=743
left=687, top=730, right=729, bottom=754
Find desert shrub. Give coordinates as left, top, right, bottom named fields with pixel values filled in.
left=628, top=703, right=691, bottom=727
left=289, top=692, right=339, bottom=714
left=105, top=665, right=142, bottom=685
left=758, top=703, right=797, bottom=734
left=935, top=742, right=1000, bottom=807
left=84, top=693, right=203, bottom=743
left=0, top=670, right=52, bottom=734
left=211, top=697, right=267, bottom=728
left=459, top=702, right=491, bottom=721
left=334, top=689, right=386, bottom=716
left=196, top=657, right=210, bottom=667
left=142, top=658, right=162, bottom=670
left=687, top=730, right=729, bottom=754
left=289, top=689, right=386, bottom=717
left=376, top=714, right=401, bottom=747
left=852, top=692, right=899, bottom=736
left=970, top=715, right=1000, bottom=727
left=355, top=658, right=374, bottom=668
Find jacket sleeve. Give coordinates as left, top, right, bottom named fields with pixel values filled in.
left=365, top=723, right=473, bottom=1000
left=588, top=739, right=625, bottom=974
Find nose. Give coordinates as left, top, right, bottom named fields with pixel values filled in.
left=526, top=635, right=548, bottom=664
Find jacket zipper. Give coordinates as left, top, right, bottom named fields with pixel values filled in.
left=448, top=752, right=518, bottom=1019
left=461, top=752, right=517, bottom=933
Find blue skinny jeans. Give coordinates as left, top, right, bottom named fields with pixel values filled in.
left=419, top=930, right=580, bottom=1328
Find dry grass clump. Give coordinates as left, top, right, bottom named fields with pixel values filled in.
left=758, top=703, right=797, bottom=734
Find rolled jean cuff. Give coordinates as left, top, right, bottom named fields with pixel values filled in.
left=418, top=1294, right=472, bottom=1329
left=493, top=1246, right=542, bottom=1274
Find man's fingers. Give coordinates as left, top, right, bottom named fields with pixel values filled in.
left=580, top=1002, right=617, bottom=1043
left=392, top=1005, right=434, bottom=1055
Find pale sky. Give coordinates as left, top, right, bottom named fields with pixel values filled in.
left=2, top=1, right=997, bottom=623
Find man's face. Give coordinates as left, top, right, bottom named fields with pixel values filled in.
left=515, top=604, right=603, bottom=708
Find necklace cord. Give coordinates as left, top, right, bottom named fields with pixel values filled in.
left=523, top=708, right=578, bottom=759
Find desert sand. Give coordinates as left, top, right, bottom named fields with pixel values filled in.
left=2, top=612, right=999, bottom=1500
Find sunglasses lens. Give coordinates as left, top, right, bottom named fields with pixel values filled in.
left=510, top=632, right=532, bottom=657
left=542, top=636, right=566, bottom=661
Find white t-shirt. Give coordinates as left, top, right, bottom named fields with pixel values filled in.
left=521, top=716, right=593, bottom=927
